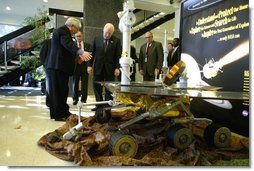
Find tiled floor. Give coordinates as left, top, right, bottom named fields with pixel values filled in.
left=0, top=88, right=96, bottom=166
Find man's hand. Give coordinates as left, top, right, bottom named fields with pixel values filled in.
left=139, top=69, right=144, bottom=75
left=81, top=51, right=92, bottom=61
left=87, top=66, right=93, bottom=74
left=114, top=68, right=120, bottom=76
left=154, top=68, right=160, bottom=76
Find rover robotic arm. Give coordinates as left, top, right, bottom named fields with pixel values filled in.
left=118, top=0, right=136, bottom=85
left=63, top=100, right=120, bottom=140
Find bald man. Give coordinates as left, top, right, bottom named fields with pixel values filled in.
left=87, top=23, right=121, bottom=111
left=139, top=31, right=163, bottom=81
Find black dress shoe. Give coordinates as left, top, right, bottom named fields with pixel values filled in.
left=73, top=100, right=78, bottom=105
left=91, top=107, right=97, bottom=111
left=54, top=117, right=67, bottom=121
left=66, top=112, right=73, bottom=116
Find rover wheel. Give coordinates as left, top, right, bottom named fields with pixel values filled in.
left=109, top=130, right=138, bottom=158
left=166, top=124, right=193, bottom=149
left=204, top=123, right=231, bottom=148
left=95, top=107, right=111, bottom=123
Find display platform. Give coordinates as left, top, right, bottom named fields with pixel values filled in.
left=99, top=81, right=248, bottom=100
left=119, top=81, right=163, bottom=87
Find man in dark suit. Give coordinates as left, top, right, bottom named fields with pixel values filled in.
left=72, top=31, right=90, bottom=105
left=87, top=23, right=121, bottom=111
left=46, top=17, right=92, bottom=121
left=139, top=31, right=163, bottom=81
left=166, top=42, right=174, bottom=68
left=168, top=38, right=180, bottom=68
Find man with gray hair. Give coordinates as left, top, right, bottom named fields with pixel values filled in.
left=46, top=17, right=92, bottom=121
left=65, top=17, right=81, bottom=30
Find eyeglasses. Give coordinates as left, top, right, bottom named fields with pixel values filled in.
left=145, top=36, right=151, bottom=38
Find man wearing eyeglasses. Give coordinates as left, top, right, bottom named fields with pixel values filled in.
left=138, top=31, right=163, bottom=81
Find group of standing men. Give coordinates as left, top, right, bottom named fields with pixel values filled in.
left=41, top=17, right=180, bottom=121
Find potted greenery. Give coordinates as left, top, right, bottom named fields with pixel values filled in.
left=20, top=6, right=50, bottom=86
left=20, top=55, right=45, bottom=86
left=23, top=6, right=50, bottom=46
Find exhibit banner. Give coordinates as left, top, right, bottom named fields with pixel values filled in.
left=180, top=0, right=249, bottom=136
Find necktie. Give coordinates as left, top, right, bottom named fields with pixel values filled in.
left=104, top=39, right=108, bottom=52
left=146, top=43, right=151, bottom=54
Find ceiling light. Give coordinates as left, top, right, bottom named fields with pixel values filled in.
left=6, top=6, right=11, bottom=11
left=43, top=0, right=48, bottom=2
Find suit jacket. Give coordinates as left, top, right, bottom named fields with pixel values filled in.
left=88, top=35, right=121, bottom=76
left=46, top=25, right=80, bottom=75
left=168, top=46, right=179, bottom=67
left=138, top=41, right=163, bottom=75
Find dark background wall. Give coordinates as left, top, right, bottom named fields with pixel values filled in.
left=83, top=0, right=123, bottom=44
left=82, top=0, right=124, bottom=95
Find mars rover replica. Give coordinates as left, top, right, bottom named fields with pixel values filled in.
left=63, top=0, right=248, bottom=158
